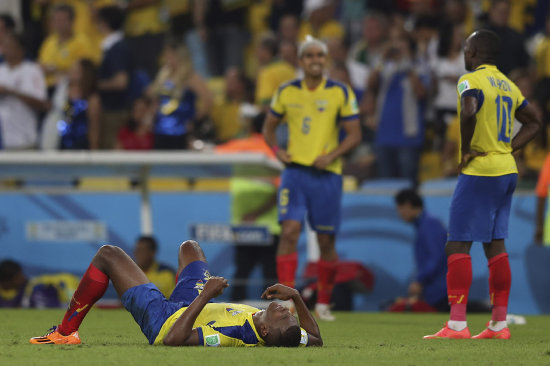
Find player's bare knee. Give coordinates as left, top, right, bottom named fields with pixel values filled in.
left=96, top=245, right=125, bottom=265
left=179, top=240, right=206, bottom=263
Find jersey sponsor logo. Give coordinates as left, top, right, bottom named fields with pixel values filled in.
left=205, top=334, right=221, bottom=347
left=457, top=80, right=470, bottom=96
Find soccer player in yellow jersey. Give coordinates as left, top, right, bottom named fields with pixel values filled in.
left=29, top=241, right=322, bottom=347
left=424, top=30, right=541, bottom=340
left=263, top=36, right=361, bottom=321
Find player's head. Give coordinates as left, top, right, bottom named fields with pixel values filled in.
left=258, top=302, right=301, bottom=347
left=134, top=235, right=158, bottom=270
left=395, top=189, right=423, bottom=223
left=298, top=35, right=328, bottom=78
left=463, top=29, right=500, bottom=71
left=0, top=259, right=26, bottom=290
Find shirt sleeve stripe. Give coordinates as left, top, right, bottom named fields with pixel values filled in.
left=340, top=114, right=359, bottom=122
left=269, top=108, right=284, bottom=118
left=461, top=89, right=479, bottom=98
left=517, top=99, right=529, bottom=111
left=197, top=327, right=204, bottom=346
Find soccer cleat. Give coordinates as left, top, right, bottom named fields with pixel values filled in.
left=423, top=322, right=471, bottom=339
left=471, top=327, right=511, bottom=339
left=29, top=326, right=81, bottom=345
left=314, top=303, right=335, bottom=321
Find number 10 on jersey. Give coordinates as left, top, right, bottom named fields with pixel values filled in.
left=495, top=95, right=513, bottom=143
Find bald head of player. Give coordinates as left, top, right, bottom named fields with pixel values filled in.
left=463, top=29, right=501, bottom=71
left=253, top=301, right=301, bottom=346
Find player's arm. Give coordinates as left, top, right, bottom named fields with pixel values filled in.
left=458, top=95, right=486, bottom=170
left=263, top=111, right=292, bottom=163
left=262, top=284, right=323, bottom=347
left=163, top=277, right=229, bottom=346
left=512, top=103, right=542, bottom=153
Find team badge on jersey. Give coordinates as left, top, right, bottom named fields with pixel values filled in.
left=457, top=80, right=470, bottom=96
left=315, top=100, right=328, bottom=112
left=205, top=334, right=221, bottom=347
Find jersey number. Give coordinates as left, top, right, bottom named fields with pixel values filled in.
left=301, top=117, right=311, bottom=135
left=495, top=95, right=513, bottom=143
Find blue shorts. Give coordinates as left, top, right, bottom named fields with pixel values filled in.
left=448, top=173, right=517, bottom=243
left=121, top=261, right=210, bottom=344
left=279, top=164, right=342, bottom=234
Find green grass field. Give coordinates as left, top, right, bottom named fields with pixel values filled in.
left=1, top=309, right=549, bottom=366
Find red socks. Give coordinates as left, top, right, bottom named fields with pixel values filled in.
left=317, top=259, right=337, bottom=304
left=447, top=253, right=472, bottom=321
left=276, top=253, right=298, bottom=288
left=488, top=253, right=511, bottom=321
left=58, top=264, right=109, bottom=335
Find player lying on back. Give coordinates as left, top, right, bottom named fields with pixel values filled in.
left=29, top=240, right=322, bottom=347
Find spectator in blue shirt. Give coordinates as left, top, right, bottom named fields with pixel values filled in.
left=363, top=30, right=430, bottom=186
left=395, top=189, right=448, bottom=311
left=96, top=6, right=129, bottom=150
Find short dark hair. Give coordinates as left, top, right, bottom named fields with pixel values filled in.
left=471, top=29, right=500, bottom=65
left=0, top=13, right=16, bottom=31
left=98, top=6, right=125, bottom=31
left=0, top=259, right=22, bottom=283
left=395, top=189, right=423, bottom=208
left=53, top=4, right=75, bottom=21
left=259, top=34, right=279, bottom=58
left=137, top=235, right=158, bottom=252
left=267, top=325, right=301, bottom=347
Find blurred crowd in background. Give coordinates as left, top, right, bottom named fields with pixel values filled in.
left=0, top=0, right=550, bottom=187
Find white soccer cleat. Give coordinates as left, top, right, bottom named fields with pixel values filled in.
left=315, top=303, right=335, bottom=321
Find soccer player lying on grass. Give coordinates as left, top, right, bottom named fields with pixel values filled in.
left=29, top=241, right=322, bottom=347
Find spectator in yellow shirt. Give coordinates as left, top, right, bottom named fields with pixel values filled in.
left=125, top=0, right=167, bottom=78
left=38, top=4, right=99, bottom=91
left=211, top=67, right=253, bottom=143
left=298, top=0, right=344, bottom=42
left=134, top=236, right=176, bottom=299
left=255, top=34, right=296, bottom=109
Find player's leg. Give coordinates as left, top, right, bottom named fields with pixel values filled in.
left=277, top=220, right=302, bottom=287
left=169, top=240, right=212, bottom=304
left=276, top=167, right=307, bottom=288
left=473, top=174, right=516, bottom=339
left=308, top=170, right=342, bottom=320
left=31, top=245, right=150, bottom=344
left=175, top=239, right=207, bottom=278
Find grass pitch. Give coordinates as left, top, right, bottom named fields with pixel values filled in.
left=1, top=309, right=549, bottom=366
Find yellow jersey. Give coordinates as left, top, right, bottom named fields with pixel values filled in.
left=456, top=64, right=527, bottom=176
left=154, top=302, right=309, bottom=347
left=144, top=262, right=176, bottom=299
left=38, top=33, right=100, bottom=86
left=270, top=78, right=359, bottom=174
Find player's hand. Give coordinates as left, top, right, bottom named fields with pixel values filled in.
left=459, top=150, right=487, bottom=171
left=202, top=277, right=229, bottom=299
left=261, top=283, right=299, bottom=301
left=276, top=149, right=292, bottom=164
left=313, top=154, right=334, bottom=170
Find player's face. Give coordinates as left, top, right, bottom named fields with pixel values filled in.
left=300, top=46, right=326, bottom=78
left=265, top=301, right=298, bottom=329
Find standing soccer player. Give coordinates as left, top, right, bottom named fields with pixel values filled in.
left=424, top=30, right=541, bottom=339
left=263, top=36, right=361, bottom=321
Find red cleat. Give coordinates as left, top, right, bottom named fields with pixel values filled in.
left=471, top=327, right=511, bottom=339
left=423, top=322, right=471, bottom=339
